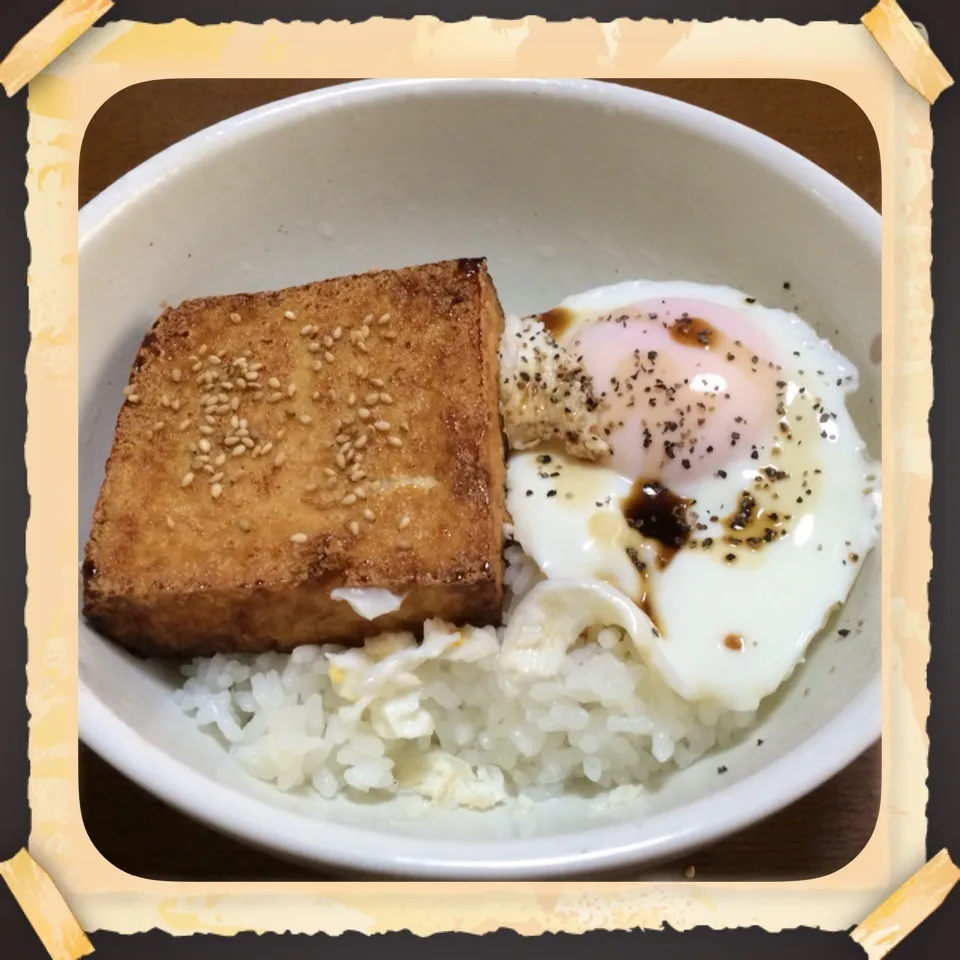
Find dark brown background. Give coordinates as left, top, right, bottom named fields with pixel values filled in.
left=78, top=78, right=881, bottom=882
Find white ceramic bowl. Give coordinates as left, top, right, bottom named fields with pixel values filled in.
left=79, top=78, right=881, bottom=879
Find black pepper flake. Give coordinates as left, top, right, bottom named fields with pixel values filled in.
left=716, top=469, right=727, bottom=479
left=681, top=459, right=691, bottom=469
left=838, top=628, right=850, bottom=638
left=717, top=765, right=728, bottom=774
left=745, top=297, right=756, bottom=304
left=546, top=490, right=557, bottom=498
left=756, top=738, right=764, bottom=746
left=526, top=490, right=533, bottom=497
left=724, top=553, right=736, bottom=562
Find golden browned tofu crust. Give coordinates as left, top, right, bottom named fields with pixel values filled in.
left=83, top=258, right=506, bottom=656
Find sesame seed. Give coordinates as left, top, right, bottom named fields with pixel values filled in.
left=398, top=515, right=411, bottom=531
left=379, top=313, right=391, bottom=324
left=399, top=419, right=410, bottom=432
left=199, top=345, right=208, bottom=356
left=204, top=414, right=216, bottom=425
left=290, top=532, right=307, bottom=544
left=357, top=342, right=370, bottom=353
left=210, top=471, right=224, bottom=484
left=299, top=414, right=312, bottom=425
left=268, top=377, right=281, bottom=389
left=364, top=392, right=380, bottom=405
left=313, top=360, right=324, bottom=372
left=245, top=370, right=259, bottom=381
left=126, top=393, right=141, bottom=404
left=354, top=483, right=367, bottom=495
left=333, top=326, right=343, bottom=340
left=379, top=393, right=393, bottom=404
left=335, top=452, right=347, bottom=470
left=230, top=397, right=240, bottom=410
left=171, top=368, right=182, bottom=382
left=238, top=517, right=251, bottom=531
left=165, top=515, right=175, bottom=530
left=214, top=453, right=226, bottom=466
left=323, top=336, right=334, bottom=348
left=232, top=445, right=246, bottom=457
left=199, top=425, right=214, bottom=435
left=354, top=434, right=368, bottom=449
left=198, top=439, right=211, bottom=453
left=300, top=324, right=314, bottom=337
left=307, top=342, right=321, bottom=354
left=260, top=442, right=273, bottom=456
left=388, top=435, right=403, bottom=447
left=349, top=521, right=360, bottom=536
left=276, top=428, right=286, bottom=440
left=224, top=436, right=239, bottom=447
left=242, top=437, right=255, bottom=449
left=341, top=494, right=357, bottom=506
left=374, top=420, right=391, bottom=432
left=284, top=310, right=297, bottom=320
left=324, top=352, right=336, bottom=363
left=181, top=472, right=195, bottom=487
left=208, top=355, right=221, bottom=365
left=357, top=407, right=370, bottom=420
left=381, top=330, right=397, bottom=340
left=287, top=384, right=297, bottom=398
left=229, top=312, right=241, bottom=324
left=305, top=482, right=318, bottom=493
left=267, top=392, right=283, bottom=403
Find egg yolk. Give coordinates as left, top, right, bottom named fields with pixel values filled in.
left=568, top=298, right=781, bottom=483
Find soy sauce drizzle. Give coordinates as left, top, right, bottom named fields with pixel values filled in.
left=538, top=307, right=574, bottom=339
left=668, top=315, right=717, bottom=349
left=622, top=479, right=694, bottom=567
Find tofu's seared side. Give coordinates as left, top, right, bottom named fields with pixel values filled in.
left=83, top=259, right=506, bottom=656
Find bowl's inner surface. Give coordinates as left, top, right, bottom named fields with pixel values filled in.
left=79, top=81, right=880, bottom=861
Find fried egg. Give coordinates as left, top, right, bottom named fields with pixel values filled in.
left=504, top=280, right=881, bottom=713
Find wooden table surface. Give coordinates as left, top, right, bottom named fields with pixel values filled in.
left=78, top=78, right=881, bottom=881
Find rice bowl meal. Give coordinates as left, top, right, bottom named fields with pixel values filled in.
left=84, top=261, right=881, bottom=814
left=77, top=78, right=883, bottom=876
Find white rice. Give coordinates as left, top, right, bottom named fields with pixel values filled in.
left=173, top=546, right=757, bottom=810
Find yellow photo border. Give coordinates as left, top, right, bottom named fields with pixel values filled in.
left=8, top=10, right=945, bottom=947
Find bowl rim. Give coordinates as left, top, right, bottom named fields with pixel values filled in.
left=78, top=77, right=881, bottom=879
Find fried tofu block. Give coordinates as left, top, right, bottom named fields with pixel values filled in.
left=83, top=258, right=506, bottom=656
